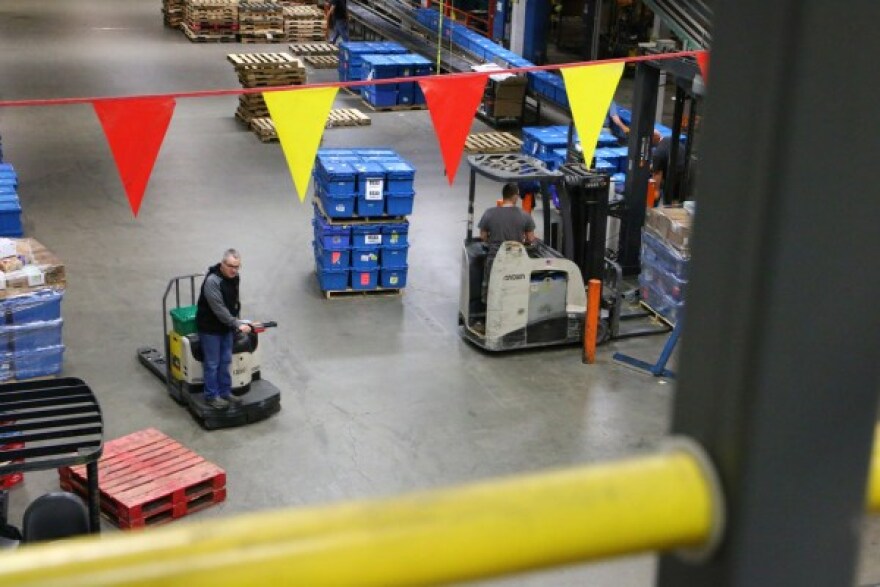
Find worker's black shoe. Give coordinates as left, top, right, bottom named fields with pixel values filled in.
left=222, top=394, right=243, bottom=405
left=206, top=397, right=230, bottom=410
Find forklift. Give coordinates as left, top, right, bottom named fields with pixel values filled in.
left=137, top=274, right=281, bottom=430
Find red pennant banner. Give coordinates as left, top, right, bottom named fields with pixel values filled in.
left=93, top=97, right=175, bottom=217
left=418, top=74, right=488, bottom=185
left=696, top=51, right=710, bottom=83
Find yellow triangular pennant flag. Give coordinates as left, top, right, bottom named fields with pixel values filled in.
left=561, top=63, right=624, bottom=170
left=264, top=87, right=338, bottom=202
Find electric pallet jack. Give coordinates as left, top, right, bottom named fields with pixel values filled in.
left=137, top=274, right=282, bottom=430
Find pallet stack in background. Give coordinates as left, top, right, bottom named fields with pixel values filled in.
left=283, top=5, right=325, bottom=42
left=238, top=1, right=284, bottom=43
left=181, top=0, right=238, bottom=42
left=639, top=206, right=693, bottom=324
left=311, top=148, right=416, bottom=296
left=162, top=0, right=185, bottom=28
left=227, top=52, right=306, bottom=128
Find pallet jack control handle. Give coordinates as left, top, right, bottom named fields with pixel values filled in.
left=251, top=321, right=277, bottom=332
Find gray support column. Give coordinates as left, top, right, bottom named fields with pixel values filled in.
left=657, top=2, right=880, bottom=586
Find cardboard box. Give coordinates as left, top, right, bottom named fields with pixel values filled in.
left=646, top=207, right=693, bottom=253
left=491, top=98, right=523, bottom=118
left=0, top=238, right=66, bottom=299
left=493, top=76, right=527, bottom=102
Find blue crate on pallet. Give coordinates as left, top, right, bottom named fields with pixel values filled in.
left=594, top=158, right=616, bottom=172
left=315, top=159, right=357, bottom=195
left=0, top=318, right=63, bottom=353
left=316, top=259, right=349, bottom=291
left=638, top=277, right=684, bottom=324
left=380, top=266, right=408, bottom=289
left=0, top=200, right=23, bottom=237
left=381, top=243, right=409, bottom=268
left=10, top=345, right=65, bottom=380
left=362, top=87, right=398, bottom=108
left=353, top=161, right=386, bottom=216
left=381, top=159, right=415, bottom=194
left=317, top=183, right=356, bottom=218
left=351, top=267, right=379, bottom=290
left=0, top=290, right=64, bottom=325
left=640, top=228, right=689, bottom=279
left=396, top=82, right=416, bottom=105
left=386, top=191, right=414, bottom=216
left=352, top=225, right=383, bottom=247
left=640, top=253, right=688, bottom=303
left=382, top=222, right=408, bottom=246
left=313, top=240, right=350, bottom=269
left=351, top=246, right=380, bottom=269
left=597, top=132, right=619, bottom=147
left=312, top=212, right=351, bottom=247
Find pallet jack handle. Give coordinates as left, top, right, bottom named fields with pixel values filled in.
left=250, top=321, right=278, bottom=333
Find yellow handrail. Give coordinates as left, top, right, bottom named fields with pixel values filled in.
left=1, top=426, right=878, bottom=587
left=0, top=444, right=716, bottom=587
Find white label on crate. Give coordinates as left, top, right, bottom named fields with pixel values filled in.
left=0, top=271, right=5, bottom=290
left=24, top=266, right=44, bottom=287
left=364, top=234, right=382, bottom=245
left=365, top=178, right=384, bottom=201
left=335, top=203, right=345, bottom=212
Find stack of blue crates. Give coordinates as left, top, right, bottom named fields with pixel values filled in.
left=337, top=41, right=408, bottom=83
left=0, top=289, right=65, bottom=381
left=638, top=229, right=688, bottom=324
left=312, top=148, right=415, bottom=293
left=0, top=164, right=24, bottom=237
left=358, top=53, right=434, bottom=108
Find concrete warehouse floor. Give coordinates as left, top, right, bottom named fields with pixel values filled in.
left=0, top=1, right=877, bottom=585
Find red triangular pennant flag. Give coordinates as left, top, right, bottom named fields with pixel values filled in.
left=696, top=51, right=710, bottom=83
left=418, top=73, right=488, bottom=185
left=93, top=97, right=175, bottom=217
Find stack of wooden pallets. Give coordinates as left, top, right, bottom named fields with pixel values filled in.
left=249, top=107, right=371, bottom=142
left=238, top=1, right=285, bottom=43
left=227, top=52, right=306, bottom=127
left=288, top=41, right=338, bottom=68
left=464, top=132, right=524, bottom=154
left=283, top=5, right=326, bottom=42
left=181, top=0, right=238, bottom=42
left=162, top=0, right=185, bottom=28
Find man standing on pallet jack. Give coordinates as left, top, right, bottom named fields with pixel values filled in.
left=196, top=249, right=252, bottom=410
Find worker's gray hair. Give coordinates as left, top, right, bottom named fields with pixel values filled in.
left=222, top=248, right=240, bottom=262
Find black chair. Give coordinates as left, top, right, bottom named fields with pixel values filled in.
left=22, top=492, right=90, bottom=543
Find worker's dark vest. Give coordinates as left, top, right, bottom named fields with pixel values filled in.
left=196, top=264, right=240, bottom=335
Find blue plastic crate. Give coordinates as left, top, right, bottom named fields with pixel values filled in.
left=381, top=160, right=415, bottom=194
left=351, top=246, right=380, bottom=269
left=386, top=191, right=414, bottom=216
left=12, top=344, right=65, bottom=380
left=312, top=213, right=351, bottom=247
left=314, top=240, right=350, bottom=268
left=380, top=266, right=408, bottom=289
left=0, top=290, right=64, bottom=325
left=381, top=243, right=409, bottom=268
left=396, top=82, right=416, bottom=105
left=320, top=191, right=356, bottom=218
left=640, top=229, right=689, bottom=279
left=382, top=222, right=408, bottom=245
left=362, top=54, right=398, bottom=79
left=354, top=161, right=385, bottom=196
left=409, top=54, right=433, bottom=75
left=351, top=268, right=378, bottom=290
left=362, top=87, right=398, bottom=108
left=316, top=260, right=349, bottom=291
left=594, top=158, right=615, bottom=172
left=316, top=161, right=357, bottom=195
left=0, top=318, right=63, bottom=352
left=352, top=225, right=384, bottom=247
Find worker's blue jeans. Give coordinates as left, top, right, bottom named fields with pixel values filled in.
left=200, top=331, right=233, bottom=400
left=331, top=19, right=349, bottom=43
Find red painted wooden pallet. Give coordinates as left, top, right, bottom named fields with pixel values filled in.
left=58, top=428, right=226, bottom=529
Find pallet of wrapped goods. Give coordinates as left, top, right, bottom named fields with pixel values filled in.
left=182, top=0, right=238, bottom=42
left=0, top=238, right=65, bottom=299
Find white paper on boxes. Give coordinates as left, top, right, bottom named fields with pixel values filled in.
left=0, top=239, right=16, bottom=259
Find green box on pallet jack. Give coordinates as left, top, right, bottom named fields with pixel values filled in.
left=169, top=305, right=197, bottom=336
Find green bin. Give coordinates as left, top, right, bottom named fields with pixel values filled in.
left=169, top=305, right=198, bottom=336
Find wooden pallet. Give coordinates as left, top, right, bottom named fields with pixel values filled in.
left=464, top=131, right=523, bottom=154
left=360, top=99, right=426, bottom=112
left=323, top=287, right=403, bottom=299
left=304, top=55, right=338, bottom=69
left=250, top=117, right=279, bottom=142
left=288, top=43, right=337, bottom=57
left=182, top=24, right=236, bottom=42
left=58, top=428, right=227, bottom=529
left=313, top=197, right=405, bottom=225
left=327, top=107, right=370, bottom=127
left=227, top=52, right=305, bottom=70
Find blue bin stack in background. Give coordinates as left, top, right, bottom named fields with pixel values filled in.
left=358, top=52, right=434, bottom=108
left=0, top=164, right=23, bottom=237
left=0, top=289, right=65, bottom=381
left=337, top=41, right=407, bottom=83
left=312, top=148, right=415, bottom=293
